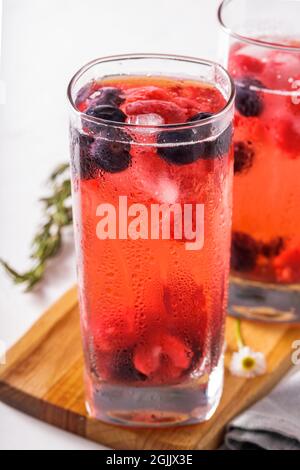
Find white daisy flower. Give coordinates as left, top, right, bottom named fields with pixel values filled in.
left=230, top=346, right=267, bottom=378
left=229, top=319, right=267, bottom=378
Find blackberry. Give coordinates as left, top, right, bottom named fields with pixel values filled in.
left=189, top=112, right=213, bottom=122
left=111, top=349, right=146, bottom=382
left=231, top=231, right=260, bottom=272
left=86, top=104, right=126, bottom=123
left=234, top=141, right=255, bottom=174
left=74, top=132, right=96, bottom=180
left=75, top=82, right=93, bottom=107
left=94, top=87, right=124, bottom=107
left=79, top=133, right=94, bottom=155
left=235, top=78, right=264, bottom=117
left=261, top=237, right=285, bottom=258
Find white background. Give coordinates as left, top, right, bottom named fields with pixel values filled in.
left=0, top=0, right=222, bottom=450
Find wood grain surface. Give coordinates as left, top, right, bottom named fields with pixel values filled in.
left=0, top=287, right=299, bottom=450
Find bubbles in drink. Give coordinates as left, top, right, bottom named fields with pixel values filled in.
left=72, top=75, right=232, bottom=385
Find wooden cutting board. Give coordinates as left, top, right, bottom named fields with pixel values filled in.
left=0, top=286, right=299, bottom=450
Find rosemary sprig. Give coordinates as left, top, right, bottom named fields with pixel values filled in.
left=0, top=163, right=73, bottom=291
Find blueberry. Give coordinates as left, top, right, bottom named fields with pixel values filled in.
left=76, top=128, right=131, bottom=178
left=86, top=104, right=126, bottom=123
left=188, top=112, right=213, bottom=140
left=203, top=124, right=233, bottom=159
left=157, top=129, right=204, bottom=165
left=261, top=237, right=285, bottom=258
left=190, top=112, right=233, bottom=159
left=235, top=78, right=264, bottom=117
left=231, top=232, right=260, bottom=272
left=157, top=124, right=233, bottom=164
left=92, top=128, right=131, bottom=173
left=234, top=141, right=255, bottom=174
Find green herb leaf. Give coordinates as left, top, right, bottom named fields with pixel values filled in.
left=0, top=163, right=72, bottom=291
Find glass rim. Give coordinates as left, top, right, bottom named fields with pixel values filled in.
left=218, top=0, right=300, bottom=53
left=67, top=53, right=235, bottom=131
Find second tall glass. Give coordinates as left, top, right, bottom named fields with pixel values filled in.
left=219, top=0, right=300, bottom=323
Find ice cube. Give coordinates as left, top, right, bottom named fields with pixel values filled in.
left=157, top=179, right=178, bottom=204
left=236, top=44, right=269, bottom=62
left=127, top=113, right=165, bottom=127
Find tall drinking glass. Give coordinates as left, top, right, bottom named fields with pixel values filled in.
left=68, top=54, right=235, bottom=427
left=218, top=0, right=300, bottom=323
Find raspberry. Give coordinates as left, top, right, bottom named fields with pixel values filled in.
left=133, top=333, right=192, bottom=381
left=230, top=54, right=265, bottom=77
left=235, top=78, right=264, bottom=117
left=274, top=247, right=300, bottom=283
left=92, top=315, right=135, bottom=353
left=231, top=232, right=260, bottom=272
left=173, top=97, right=200, bottom=117
left=287, top=96, right=300, bottom=116
left=133, top=341, right=159, bottom=377
left=234, top=141, right=255, bottom=174
left=163, top=274, right=207, bottom=358
left=125, top=86, right=171, bottom=102
left=271, top=118, right=300, bottom=157
left=286, top=76, right=300, bottom=115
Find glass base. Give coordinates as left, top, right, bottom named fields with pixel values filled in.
left=229, top=276, right=300, bottom=323
left=85, top=354, right=224, bottom=428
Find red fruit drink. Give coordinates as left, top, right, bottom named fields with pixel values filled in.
left=219, top=0, right=300, bottom=322
left=68, top=55, right=234, bottom=426
left=230, top=43, right=300, bottom=285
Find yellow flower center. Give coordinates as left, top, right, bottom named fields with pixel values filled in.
left=242, top=356, right=256, bottom=370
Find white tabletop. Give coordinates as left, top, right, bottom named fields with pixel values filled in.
left=0, top=0, right=222, bottom=449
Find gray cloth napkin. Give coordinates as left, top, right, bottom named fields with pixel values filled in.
left=223, top=367, right=300, bottom=450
